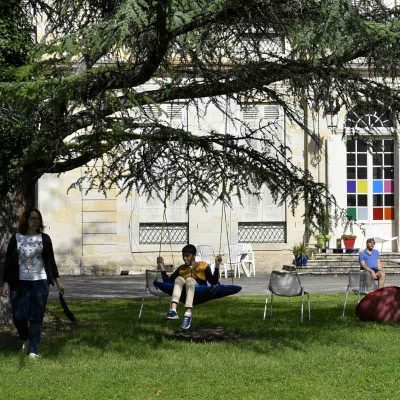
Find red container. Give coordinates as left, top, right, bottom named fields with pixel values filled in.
left=342, top=237, right=356, bottom=250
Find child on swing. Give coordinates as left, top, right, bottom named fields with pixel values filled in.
left=157, top=244, right=222, bottom=329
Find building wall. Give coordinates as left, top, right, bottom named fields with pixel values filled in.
left=38, top=98, right=399, bottom=275
left=38, top=97, right=313, bottom=275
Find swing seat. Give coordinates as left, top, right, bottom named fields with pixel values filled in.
left=153, top=281, right=242, bottom=305
left=356, top=286, right=400, bottom=322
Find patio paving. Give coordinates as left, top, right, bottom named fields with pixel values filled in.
left=48, top=272, right=400, bottom=301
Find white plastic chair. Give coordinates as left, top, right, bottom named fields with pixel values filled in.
left=195, top=245, right=214, bottom=264
left=238, top=243, right=256, bottom=276
left=373, top=236, right=399, bottom=252
left=342, top=270, right=377, bottom=318
left=263, top=271, right=310, bottom=322
left=362, top=223, right=399, bottom=252
left=223, top=244, right=247, bottom=278
left=195, top=245, right=227, bottom=279
left=137, top=270, right=169, bottom=319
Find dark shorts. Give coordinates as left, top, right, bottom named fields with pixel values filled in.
left=361, top=267, right=379, bottom=273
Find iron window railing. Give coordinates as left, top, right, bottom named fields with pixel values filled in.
left=238, top=222, right=286, bottom=243
left=139, top=223, right=188, bottom=244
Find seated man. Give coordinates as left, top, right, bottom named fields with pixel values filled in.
left=157, top=244, right=222, bottom=330
left=359, top=238, right=385, bottom=289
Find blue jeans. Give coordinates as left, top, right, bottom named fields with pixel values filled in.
left=10, top=280, right=49, bottom=354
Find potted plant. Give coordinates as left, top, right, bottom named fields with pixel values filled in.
left=314, top=241, right=323, bottom=254
left=341, top=234, right=357, bottom=250
left=315, top=208, right=332, bottom=249
left=292, top=243, right=310, bottom=267
left=315, top=233, right=326, bottom=249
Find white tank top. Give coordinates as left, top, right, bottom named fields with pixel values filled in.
left=16, top=233, right=47, bottom=281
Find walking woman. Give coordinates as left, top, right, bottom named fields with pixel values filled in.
left=1, top=208, right=64, bottom=358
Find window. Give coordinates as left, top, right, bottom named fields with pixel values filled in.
left=238, top=103, right=286, bottom=242
left=346, top=139, right=394, bottom=221
left=238, top=222, right=286, bottom=243
left=345, top=107, right=394, bottom=132
left=139, top=223, right=188, bottom=244
left=235, top=31, right=285, bottom=61
left=138, top=188, right=189, bottom=245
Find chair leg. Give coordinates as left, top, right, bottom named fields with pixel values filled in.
left=138, top=287, right=148, bottom=320
left=270, top=293, right=274, bottom=317
left=307, top=293, right=311, bottom=321
left=342, top=287, right=350, bottom=318
left=301, top=291, right=304, bottom=323
left=223, top=264, right=227, bottom=279
left=220, top=263, right=226, bottom=279
left=263, top=292, right=269, bottom=320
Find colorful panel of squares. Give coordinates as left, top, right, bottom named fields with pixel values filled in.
left=346, top=139, right=394, bottom=221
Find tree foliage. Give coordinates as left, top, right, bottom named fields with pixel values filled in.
left=1, top=0, right=400, bottom=228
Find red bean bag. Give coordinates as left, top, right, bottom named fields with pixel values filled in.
left=356, top=286, right=400, bottom=322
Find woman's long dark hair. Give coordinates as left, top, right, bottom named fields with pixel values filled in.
left=17, top=208, right=44, bottom=234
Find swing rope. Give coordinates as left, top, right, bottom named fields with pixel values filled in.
left=218, top=96, right=235, bottom=285
left=157, top=186, right=175, bottom=280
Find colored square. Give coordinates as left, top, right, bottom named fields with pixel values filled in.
left=384, top=167, right=394, bottom=179
left=385, top=194, right=394, bottom=206
left=373, top=167, right=383, bottom=179
left=373, top=154, right=383, bottom=166
left=347, top=168, right=356, bottom=179
left=384, top=153, right=394, bottom=165
left=347, top=194, right=356, bottom=207
left=373, top=194, right=383, bottom=206
left=357, top=195, right=368, bottom=206
left=357, top=168, right=367, bottom=179
left=347, top=208, right=356, bottom=220
left=373, top=180, right=383, bottom=193
left=347, top=181, right=356, bottom=193
left=357, top=154, right=367, bottom=165
left=373, top=208, right=384, bottom=220
left=357, top=180, right=368, bottom=193
left=384, top=180, right=394, bottom=193
left=384, top=208, right=395, bottom=220
left=357, top=207, right=368, bottom=220
left=347, top=154, right=356, bottom=166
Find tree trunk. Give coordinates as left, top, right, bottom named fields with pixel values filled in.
left=0, top=182, right=36, bottom=324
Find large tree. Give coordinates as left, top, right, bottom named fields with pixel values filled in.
left=1, top=0, right=400, bottom=242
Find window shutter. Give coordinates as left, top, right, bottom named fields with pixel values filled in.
left=166, top=103, right=184, bottom=120
left=263, top=105, right=280, bottom=120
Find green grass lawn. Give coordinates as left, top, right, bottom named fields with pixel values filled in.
left=1, top=294, right=400, bottom=400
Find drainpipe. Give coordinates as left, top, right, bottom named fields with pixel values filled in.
left=302, top=94, right=310, bottom=244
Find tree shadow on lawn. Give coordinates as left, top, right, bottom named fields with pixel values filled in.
left=1, top=296, right=396, bottom=359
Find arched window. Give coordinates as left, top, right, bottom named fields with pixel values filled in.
left=345, top=105, right=394, bottom=132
